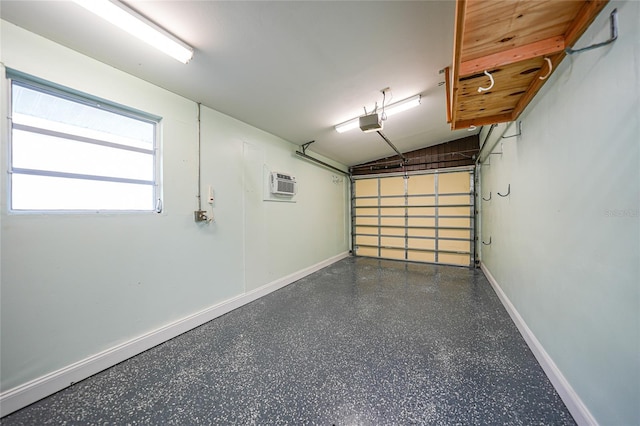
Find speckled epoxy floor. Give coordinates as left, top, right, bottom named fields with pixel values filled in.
left=1, top=257, right=575, bottom=425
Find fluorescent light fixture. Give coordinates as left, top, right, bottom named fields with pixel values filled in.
left=334, top=94, right=421, bottom=133
left=383, top=94, right=421, bottom=117
left=335, top=118, right=359, bottom=133
left=74, top=0, right=194, bottom=64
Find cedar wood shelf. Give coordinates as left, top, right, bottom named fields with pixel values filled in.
left=446, top=0, right=609, bottom=130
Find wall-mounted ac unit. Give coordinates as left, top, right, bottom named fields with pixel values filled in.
left=270, top=172, right=297, bottom=196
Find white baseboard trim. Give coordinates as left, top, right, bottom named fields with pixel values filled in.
left=0, top=251, right=350, bottom=418
left=480, top=262, right=598, bottom=426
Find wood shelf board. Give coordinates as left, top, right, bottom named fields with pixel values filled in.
left=448, top=0, right=609, bottom=130
left=454, top=57, right=545, bottom=122
left=460, top=0, right=583, bottom=62
left=459, top=36, right=565, bottom=76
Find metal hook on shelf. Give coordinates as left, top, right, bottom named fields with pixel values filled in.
left=482, top=237, right=492, bottom=246
left=482, top=192, right=492, bottom=201
left=477, top=70, right=495, bottom=93
left=497, top=184, right=511, bottom=197
left=539, top=58, right=553, bottom=80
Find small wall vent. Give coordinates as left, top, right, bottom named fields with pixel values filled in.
left=270, top=172, right=297, bottom=196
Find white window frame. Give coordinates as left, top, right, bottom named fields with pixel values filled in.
left=7, top=70, right=162, bottom=214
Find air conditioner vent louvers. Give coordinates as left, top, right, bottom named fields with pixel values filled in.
left=270, top=171, right=297, bottom=196
left=279, top=181, right=295, bottom=193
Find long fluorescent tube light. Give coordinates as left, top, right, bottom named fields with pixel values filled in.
left=335, top=118, right=359, bottom=133
left=383, top=94, right=422, bottom=117
left=334, top=94, right=421, bottom=133
left=74, top=0, right=194, bottom=64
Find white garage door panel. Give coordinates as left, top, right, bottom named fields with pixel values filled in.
left=352, top=168, right=474, bottom=267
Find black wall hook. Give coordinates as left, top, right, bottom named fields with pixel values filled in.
left=497, top=184, right=511, bottom=197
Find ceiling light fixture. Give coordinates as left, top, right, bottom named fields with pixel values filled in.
left=334, top=94, right=421, bottom=133
left=73, top=0, right=194, bottom=64
left=334, top=118, right=359, bottom=134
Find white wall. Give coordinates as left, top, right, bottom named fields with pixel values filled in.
left=0, top=21, right=349, bottom=413
left=479, top=2, right=639, bottom=425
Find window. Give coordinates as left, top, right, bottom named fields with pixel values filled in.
left=8, top=71, right=160, bottom=212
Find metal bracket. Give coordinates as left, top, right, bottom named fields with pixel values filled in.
left=490, top=142, right=504, bottom=156
left=566, top=9, right=618, bottom=55
left=301, top=140, right=315, bottom=155
left=502, top=121, right=522, bottom=139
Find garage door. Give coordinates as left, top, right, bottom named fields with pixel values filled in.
left=352, top=168, right=474, bottom=267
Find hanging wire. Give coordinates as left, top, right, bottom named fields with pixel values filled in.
left=197, top=102, right=202, bottom=210
left=381, top=90, right=387, bottom=121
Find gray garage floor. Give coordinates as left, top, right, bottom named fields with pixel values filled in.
left=1, top=256, right=575, bottom=425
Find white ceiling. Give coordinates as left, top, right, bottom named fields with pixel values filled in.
left=1, top=0, right=477, bottom=166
